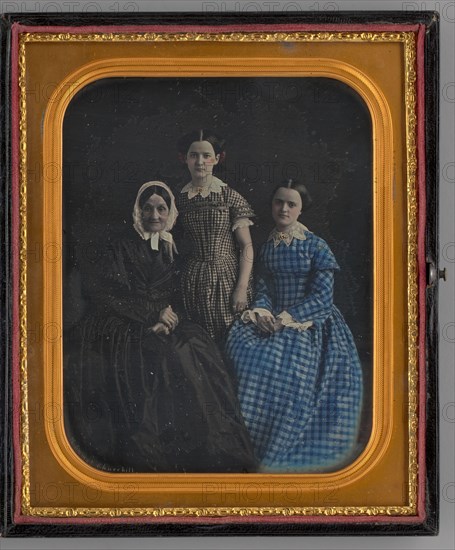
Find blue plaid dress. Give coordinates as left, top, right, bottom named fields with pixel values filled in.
left=226, top=230, right=363, bottom=472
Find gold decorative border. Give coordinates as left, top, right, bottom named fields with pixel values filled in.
left=17, top=31, right=419, bottom=519
left=22, top=31, right=408, bottom=43
left=403, top=32, right=419, bottom=512
left=18, top=33, right=32, bottom=517
left=27, top=505, right=416, bottom=519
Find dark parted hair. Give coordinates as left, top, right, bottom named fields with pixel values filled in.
left=138, top=185, right=172, bottom=210
left=177, top=129, right=226, bottom=156
left=271, top=179, right=313, bottom=212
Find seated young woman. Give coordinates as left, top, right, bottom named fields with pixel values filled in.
left=226, top=179, right=363, bottom=473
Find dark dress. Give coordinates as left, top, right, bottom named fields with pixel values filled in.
left=63, top=232, right=256, bottom=473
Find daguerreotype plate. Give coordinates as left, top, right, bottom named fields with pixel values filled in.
left=0, top=10, right=439, bottom=537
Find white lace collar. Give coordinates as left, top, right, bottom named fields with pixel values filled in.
left=180, top=176, right=226, bottom=199
left=268, top=222, right=309, bottom=247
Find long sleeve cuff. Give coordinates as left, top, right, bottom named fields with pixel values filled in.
left=276, top=310, right=314, bottom=331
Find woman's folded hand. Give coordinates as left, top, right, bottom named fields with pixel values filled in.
left=272, top=318, right=284, bottom=333
left=256, top=314, right=276, bottom=334
left=148, top=322, right=170, bottom=336
left=159, top=305, right=179, bottom=331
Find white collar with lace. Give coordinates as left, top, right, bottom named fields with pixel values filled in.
left=268, top=222, right=309, bottom=247
left=180, top=176, right=226, bottom=199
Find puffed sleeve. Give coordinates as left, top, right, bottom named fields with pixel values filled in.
left=226, top=187, right=255, bottom=231
left=285, top=237, right=339, bottom=325
left=311, top=237, right=340, bottom=271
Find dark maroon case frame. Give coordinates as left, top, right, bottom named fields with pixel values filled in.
left=0, top=10, right=439, bottom=537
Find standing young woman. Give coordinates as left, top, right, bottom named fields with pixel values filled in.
left=176, top=129, right=255, bottom=343
left=226, top=180, right=363, bottom=472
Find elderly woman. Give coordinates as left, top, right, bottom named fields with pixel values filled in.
left=64, top=181, right=256, bottom=473
left=226, top=180, right=363, bottom=473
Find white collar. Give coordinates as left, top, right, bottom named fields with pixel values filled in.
left=141, top=230, right=174, bottom=251
left=180, top=176, right=226, bottom=199
left=268, top=222, right=309, bottom=247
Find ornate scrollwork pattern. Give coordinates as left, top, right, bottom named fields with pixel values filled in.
left=18, top=30, right=419, bottom=519
left=21, top=31, right=410, bottom=44
left=403, top=32, right=419, bottom=512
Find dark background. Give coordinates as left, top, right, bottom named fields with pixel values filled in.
left=62, top=76, right=373, bottom=444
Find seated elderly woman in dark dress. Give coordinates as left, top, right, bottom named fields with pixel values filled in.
left=63, top=181, right=256, bottom=473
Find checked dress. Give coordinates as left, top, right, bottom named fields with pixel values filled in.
left=226, top=226, right=363, bottom=472
left=176, top=178, right=254, bottom=343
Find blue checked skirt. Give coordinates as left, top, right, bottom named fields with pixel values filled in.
left=226, top=231, right=363, bottom=472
